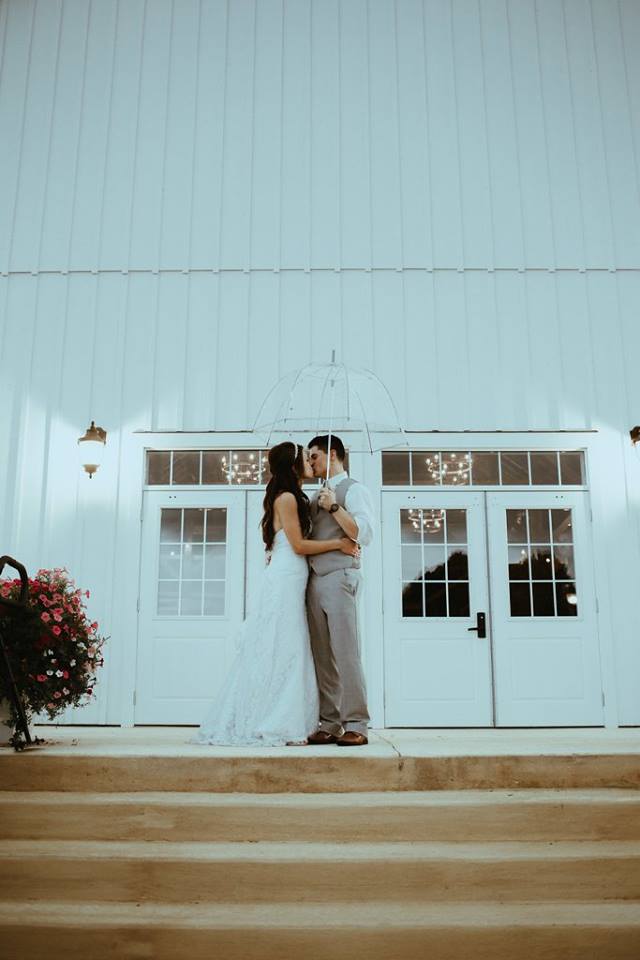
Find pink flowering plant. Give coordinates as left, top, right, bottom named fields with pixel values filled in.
left=0, top=567, right=106, bottom=740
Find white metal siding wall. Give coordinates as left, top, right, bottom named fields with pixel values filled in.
left=1, top=0, right=640, bottom=723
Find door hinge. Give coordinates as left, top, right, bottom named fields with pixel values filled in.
left=133, top=690, right=137, bottom=706
left=601, top=691, right=605, bottom=707
left=136, top=597, right=140, bottom=613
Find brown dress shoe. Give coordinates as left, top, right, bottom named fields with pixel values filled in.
left=336, top=731, right=368, bottom=747
left=307, top=730, right=339, bottom=745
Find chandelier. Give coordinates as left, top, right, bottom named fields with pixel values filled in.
left=221, top=451, right=261, bottom=484
left=423, top=452, right=472, bottom=484
left=407, top=508, right=445, bottom=535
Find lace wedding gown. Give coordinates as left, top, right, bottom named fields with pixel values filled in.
left=194, top=528, right=319, bottom=746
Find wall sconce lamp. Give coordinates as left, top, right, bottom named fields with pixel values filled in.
left=78, top=420, right=107, bottom=478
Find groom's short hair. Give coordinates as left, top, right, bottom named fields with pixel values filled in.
left=309, top=435, right=346, bottom=462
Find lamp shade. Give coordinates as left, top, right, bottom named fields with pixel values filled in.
left=78, top=421, right=107, bottom=477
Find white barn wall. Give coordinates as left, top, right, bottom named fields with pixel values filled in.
left=1, top=0, right=640, bottom=724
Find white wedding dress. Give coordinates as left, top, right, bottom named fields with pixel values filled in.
left=194, top=528, right=319, bottom=746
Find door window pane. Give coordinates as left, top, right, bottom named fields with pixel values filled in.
left=508, top=546, right=530, bottom=579
left=532, top=582, right=555, bottom=616
left=401, top=545, right=423, bottom=581
left=447, top=548, right=468, bottom=581
left=402, top=582, right=424, bottom=617
left=160, top=509, right=181, bottom=543
left=205, top=544, right=226, bottom=580
left=204, top=580, right=225, bottom=616
left=556, top=581, right=578, bottom=617
left=422, top=546, right=447, bottom=580
left=425, top=583, right=447, bottom=617
left=448, top=582, right=470, bottom=617
left=206, top=508, right=227, bottom=542
left=446, top=510, right=467, bottom=543
left=506, top=510, right=527, bottom=544
left=510, top=582, right=531, bottom=617
left=180, top=580, right=202, bottom=616
left=157, top=580, right=179, bottom=616
left=528, top=509, right=551, bottom=544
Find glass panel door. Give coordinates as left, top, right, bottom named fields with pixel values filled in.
left=135, top=491, right=245, bottom=724
left=486, top=491, right=602, bottom=726
left=382, top=492, right=493, bottom=727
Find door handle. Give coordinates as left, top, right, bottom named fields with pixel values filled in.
left=467, top=612, right=487, bottom=639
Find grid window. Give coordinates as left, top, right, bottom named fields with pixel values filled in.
left=400, top=509, right=470, bottom=618
left=157, top=508, right=227, bottom=617
left=506, top=508, right=578, bottom=618
left=382, top=451, right=584, bottom=487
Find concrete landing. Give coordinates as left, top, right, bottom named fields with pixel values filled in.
left=1, top=726, right=638, bottom=792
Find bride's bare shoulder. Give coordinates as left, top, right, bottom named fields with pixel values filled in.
left=274, top=492, right=296, bottom=508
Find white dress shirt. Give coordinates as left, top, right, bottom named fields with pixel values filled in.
left=324, top=470, right=375, bottom=546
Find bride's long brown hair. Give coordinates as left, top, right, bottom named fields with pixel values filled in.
left=261, top=442, right=312, bottom=551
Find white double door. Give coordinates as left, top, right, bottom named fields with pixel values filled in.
left=135, top=490, right=266, bottom=724
left=382, top=490, right=603, bottom=727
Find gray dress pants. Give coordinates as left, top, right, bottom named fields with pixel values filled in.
left=306, top=567, right=370, bottom=736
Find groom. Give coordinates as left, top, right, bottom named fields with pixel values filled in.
left=305, top=435, right=375, bottom=747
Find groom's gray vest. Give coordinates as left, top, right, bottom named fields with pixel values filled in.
left=309, top=477, right=361, bottom=577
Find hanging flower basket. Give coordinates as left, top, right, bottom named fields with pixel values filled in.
left=0, top=567, right=106, bottom=748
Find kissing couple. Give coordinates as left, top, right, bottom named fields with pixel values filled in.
left=194, top=435, right=375, bottom=747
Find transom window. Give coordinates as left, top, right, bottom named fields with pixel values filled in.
left=148, top=450, right=269, bottom=486
left=383, top=450, right=584, bottom=487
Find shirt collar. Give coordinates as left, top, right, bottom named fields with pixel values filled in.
left=326, top=470, right=348, bottom=490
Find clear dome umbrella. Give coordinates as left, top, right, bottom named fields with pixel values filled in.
left=252, top=351, right=408, bottom=482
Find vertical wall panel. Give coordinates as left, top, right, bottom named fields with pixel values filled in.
left=535, top=0, right=586, bottom=268
left=590, top=0, right=640, bottom=267
left=507, top=0, right=555, bottom=266
left=279, top=0, right=311, bottom=267
left=423, top=0, right=464, bottom=268
left=339, top=0, right=372, bottom=268
left=99, top=0, right=146, bottom=268
left=189, top=0, right=227, bottom=269
left=38, top=0, right=90, bottom=270
left=182, top=272, right=220, bottom=427
left=159, top=0, right=200, bottom=269
left=250, top=0, right=283, bottom=267
left=368, top=0, right=402, bottom=267
left=128, top=0, right=173, bottom=269
left=9, top=0, right=62, bottom=270
left=0, top=0, right=35, bottom=273
left=68, top=0, right=118, bottom=269
left=451, top=0, right=494, bottom=267
left=564, top=0, right=616, bottom=269
left=395, top=0, right=432, bottom=268
left=219, top=0, right=256, bottom=268
left=478, top=0, right=525, bottom=268
left=152, top=273, right=190, bottom=429
left=310, top=0, right=340, bottom=266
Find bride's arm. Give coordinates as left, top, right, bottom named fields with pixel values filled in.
left=276, top=493, right=358, bottom=557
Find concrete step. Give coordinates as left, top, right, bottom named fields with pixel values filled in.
left=2, top=839, right=640, bottom=904
left=1, top=900, right=639, bottom=960
left=2, top=789, right=640, bottom=842
left=2, top=750, right=640, bottom=792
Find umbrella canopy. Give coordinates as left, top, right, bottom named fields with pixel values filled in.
left=252, top=354, right=408, bottom=479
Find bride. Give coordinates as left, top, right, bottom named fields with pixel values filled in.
left=194, top=441, right=359, bottom=746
